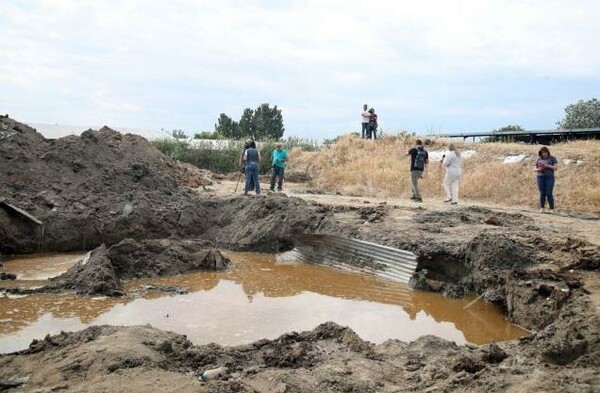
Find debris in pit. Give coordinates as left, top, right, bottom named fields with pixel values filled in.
left=42, top=240, right=230, bottom=296
left=199, top=366, right=228, bottom=381
left=293, top=234, right=417, bottom=284
left=0, top=201, right=43, bottom=225
left=483, top=215, right=502, bottom=226
left=0, top=273, right=17, bottom=280
left=129, top=284, right=189, bottom=297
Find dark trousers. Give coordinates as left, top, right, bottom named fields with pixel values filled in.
left=368, top=124, right=377, bottom=139
left=361, top=123, right=369, bottom=138
left=270, top=166, right=285, bottom=191
left=537, top=176, right=555, bottom=209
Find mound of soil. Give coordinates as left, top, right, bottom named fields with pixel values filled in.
left=43, top=239, right=230, bottom=295
left=0, top=117, right=335, bottom=255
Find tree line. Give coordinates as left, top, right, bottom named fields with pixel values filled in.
left=214, top=103, right=284, bottom=140
left=490, top=98, right=600, bottom=142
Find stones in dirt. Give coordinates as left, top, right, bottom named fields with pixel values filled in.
left=44, top=239, right=230, bottom=296
left=0, top=272, right=17, bottom=280
left=483, top=215, right=502, bottom=226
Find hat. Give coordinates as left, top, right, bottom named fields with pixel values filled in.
left=275, top=142, right=283, bottom=147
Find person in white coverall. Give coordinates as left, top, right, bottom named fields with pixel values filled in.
left=441, top=144, right=462, bottom=204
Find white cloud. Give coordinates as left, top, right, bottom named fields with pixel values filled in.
left=0, top=0, right=599, bottom=137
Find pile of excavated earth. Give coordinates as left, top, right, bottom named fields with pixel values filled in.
left=1, top=115, right=599, bottom=392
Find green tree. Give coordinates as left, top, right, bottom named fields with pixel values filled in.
left=253, top=103, right=284, bottom=139
left=558, top=98, right=600, bottom=129
left=239, top=108, right=255, bottom=138
left=171, top=129, right=187, bottom=139
left=194, top=131, right=221, bottom=140
left=484, top=124, right=524, bottom=142
left=215, top=113, right=241, bottom=139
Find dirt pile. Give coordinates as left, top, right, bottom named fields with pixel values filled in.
left=0, top=117, right=334, bottom=255
left=0, top=117, right=210, bottom=253
left=43, top=239, right=230, bottom=295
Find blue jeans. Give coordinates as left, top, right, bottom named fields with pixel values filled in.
left=244, top=162, right=260, bottom=195
left=361, top=123, right=369, bottom=138
left=537, top=176, right=555, bottom=209
left=270, top=166, right=285, bottom=191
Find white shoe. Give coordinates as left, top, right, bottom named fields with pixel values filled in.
left=539, top=208, right=545, bottom=213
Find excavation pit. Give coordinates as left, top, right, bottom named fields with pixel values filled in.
left=0, top=251, right=528, bottom=354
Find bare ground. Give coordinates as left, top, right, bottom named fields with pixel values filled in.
left=1, top=116, right=599, bottom=392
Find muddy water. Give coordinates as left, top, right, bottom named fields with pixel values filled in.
left=0, top=252, right=528, bottom=354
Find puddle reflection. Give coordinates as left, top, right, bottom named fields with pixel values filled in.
left=0, top=252, right=527, bottom=353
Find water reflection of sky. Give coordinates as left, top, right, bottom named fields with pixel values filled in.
left=0, top=252, right=527, bottom=354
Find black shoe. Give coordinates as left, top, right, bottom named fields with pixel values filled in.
left=410, top=196, right=417, bottom=200
left=413, top=197, right=422, bottom=203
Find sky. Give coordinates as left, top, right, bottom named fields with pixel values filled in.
left=1, top=0, right=599, bottom=139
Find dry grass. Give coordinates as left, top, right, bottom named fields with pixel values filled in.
left=291, top=136, right=600, bottom=213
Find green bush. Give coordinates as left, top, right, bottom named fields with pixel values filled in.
left=152, top=137, right=322, bottom=174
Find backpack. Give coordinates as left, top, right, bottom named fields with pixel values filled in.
left=414, top=149, right=426, bottom=170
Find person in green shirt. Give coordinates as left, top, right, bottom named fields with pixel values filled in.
left=270, top=142, right=288, bottom=191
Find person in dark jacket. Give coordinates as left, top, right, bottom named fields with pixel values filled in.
left=240, top=139, right=255, bottom=191
left=407, top=139, right=429, bottom=202
left=368, top=108, right=378, bottom=139
left=243, top=141, right=261, bottom=195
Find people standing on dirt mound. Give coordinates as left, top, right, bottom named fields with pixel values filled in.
left=367, top=108, right=378, bottom=139
left=535, top=146, right=558, bottom=213
left=243, top=140, right=261, bottom=196
left=441, top=144, right=462, bottom=205
left=408, top=139, right=429, bottom=203
left=270, top=142, right=288, bottom=192
left=361, top=104, right=370, bottom=139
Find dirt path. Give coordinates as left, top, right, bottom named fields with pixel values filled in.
left=207, top=179, right=600, bottom=247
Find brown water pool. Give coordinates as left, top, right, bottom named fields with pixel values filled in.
left=0, top=252, right=528, bottom=353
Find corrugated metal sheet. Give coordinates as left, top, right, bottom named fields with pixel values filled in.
left=281, top=234, right=417, bottom=284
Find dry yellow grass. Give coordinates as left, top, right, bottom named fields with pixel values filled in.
left=291, top=136, right=600, bottom=214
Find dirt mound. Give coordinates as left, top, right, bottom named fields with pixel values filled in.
left=44, top=239, right=230, bottom=295
left=0, top=117, right=329, bottom=255
left=415, top=206, right=533, bottom=228
left=207, top=194, right=336, bottom=252
left=0, top=117, right=211, bottom=254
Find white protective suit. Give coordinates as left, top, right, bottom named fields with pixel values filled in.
left=443, top=151, right=462, bottom=202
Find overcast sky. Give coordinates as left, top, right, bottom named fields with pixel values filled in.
left=1, top=0, right=599, bottom=139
